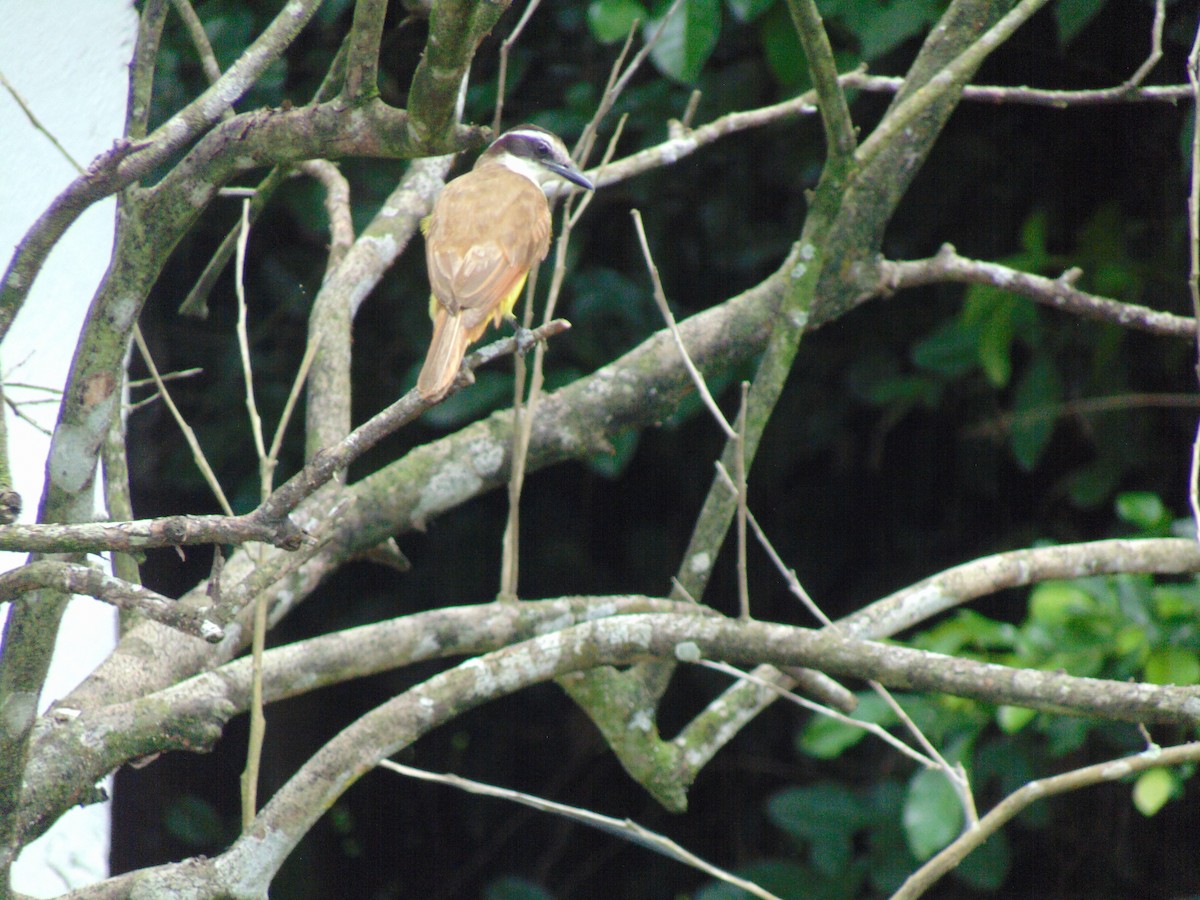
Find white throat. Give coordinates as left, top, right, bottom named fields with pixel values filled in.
left=494, top=153, right=554, bottom=190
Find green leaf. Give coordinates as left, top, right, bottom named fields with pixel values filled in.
left=586, top=427, right=641, bottom=478
left=1009, top=352, right=1062, bottom=470
left=1131, top=768, right=1176, bottom=817
left=911, top=319, right=978, bottom=377
left=1053, top=0, right=1107, bottom=46
left=798, top=693, right=895, bottom=758
left=1028, top=581, right=1095, bottom=625
left=587, top=0, right=647, bottom=44
left=727, top=0, right=775, bottom=23
left=694, top=861, right=810, bottom=900
left=1019, top=208, right=1049, bottom=256
left=858, top=0, right=939, bottom=61
left=767, top=783, right=864, bottom=874
left=995, top=705, right=1036, bottom=734
left=952, top=828, right=1012, bottom=890
left=1115, top=492, right=1168, bottom=533
left=1143, top=646, right=1200, bottom=686
left=646, top=0, right=722, bottom=83
left=903, top=768, right=963, bottom=860
left=759, top=2, right=806, bottom=88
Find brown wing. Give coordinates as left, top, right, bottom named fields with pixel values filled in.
left=424, top=165, right=551, bottom=329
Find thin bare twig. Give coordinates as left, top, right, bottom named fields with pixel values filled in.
left=1124, top=0, right=1166, bottom=89
left=0, top=68, right=85, bottom=172
left=0, top=560, right=222, bottom=641
left=132, top=325, right=234, bottom=515
left=492, top=0, right=544, bottom=134
left=734, top=381, right=750, bottom=620
left=169, top=0, right=223, bottom=87
left=630, top=209, right=735, bottom=438
left=694, top=659, right=935, bottom=769
left=894, top=741, right=1200, bottom=899
left=876, top=245, right=1195, bottom=338
left=378, top=759, right=782, bottom=900
left=234, top=199, right=272, bottom=500
left=1186, top=18, right=1200, bottom=538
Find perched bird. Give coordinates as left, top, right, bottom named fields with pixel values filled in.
left=417, top=125, right=594, bottom=401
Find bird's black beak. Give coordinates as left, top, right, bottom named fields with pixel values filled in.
left=549, top=161, right=594, bottom=191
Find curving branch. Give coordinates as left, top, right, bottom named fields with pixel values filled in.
left=61, top=612, right=1200, bottom=897
left=671, top=538, right=1200, bottom=786
left=0, top=561, right=221, bottom=641
left=17, top=595, right=697, bottom=855
left=0, top=320, right=570, bottom=559
left=874, top=244, right=1195, bottom=338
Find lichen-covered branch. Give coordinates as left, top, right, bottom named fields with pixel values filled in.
left=0, top=561, right=221, bottom=640
left=405, top=0, right=512, bottom=152
left=61, top=613, right=1200, bottom=897
left=17, top=596, right=698, bottom=852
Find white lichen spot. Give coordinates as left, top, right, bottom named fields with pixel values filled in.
left=1, top=691, right=38, bottom=736
left=467, top=438, right=504, bottom=478
left=109, top=292, right=141, bottom=331
left=1011, top=668, right=1041, bottom=696
left=361, top=232, right=398, bottom=261
left=538, top=612, right=575, bottom=634
left=418, top=696, right=435, bottom=708
left=789, top=309, right=808, bottom=329
left=414, top=460, right=485, bottom=525
left=689, top=552, right=712, bottom=574
left=674, top=641, right=701, bottom=663
left=659, top=137, right=697, bottom=165
left=586, top=599, right=619, bottom=619
left=48, top=424, right=103, bottom=493
left=629, top=708, right=654, bottom=732
left=799, top=243, right=816, bottom=261
left=189, top=182, right=213, bottom=208
left=200, top=621, right=224, bottom=642
left=213, top=827, right=293, bottom=897
left=790, top=262, right=807, bottom=280
left=285, top=0, right=304, bottom=16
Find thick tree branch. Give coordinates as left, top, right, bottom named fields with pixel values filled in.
left=0, top=320, right=569, bottom=558
left=671, top=539, right=1200, bottom=784
left=405, top=0, right=512, bottom=151
left=16, top=596, right=699, bottom=852
left=61, top=613, right=1200, bottom=897
left=304, top=153, right=454, bottom=459
left=341, top=0, right=388, bottom=102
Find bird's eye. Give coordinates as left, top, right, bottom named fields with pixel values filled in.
left=533, top=140, right=550, bottom=157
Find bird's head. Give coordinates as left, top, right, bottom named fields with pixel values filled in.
left=477, top=125, right=594, bottom=192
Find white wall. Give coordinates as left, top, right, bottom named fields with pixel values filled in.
left=0, top=0, right=138, bottom=893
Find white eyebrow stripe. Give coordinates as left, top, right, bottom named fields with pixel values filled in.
left=503, top=129, right=555, bottom=144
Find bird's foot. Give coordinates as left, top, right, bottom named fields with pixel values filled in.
left=507, top=317, right=538, bottom=355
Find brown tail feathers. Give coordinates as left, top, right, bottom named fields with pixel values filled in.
left=417, top=308, right=472, bottom=401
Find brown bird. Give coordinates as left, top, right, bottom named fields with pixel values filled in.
left=417, top=125, right=594, bottom=401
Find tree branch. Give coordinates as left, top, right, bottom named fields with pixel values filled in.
left=0, top=561, right=222, bottom=641
left=874, top=244, right=1195, bottom=338
left=59, top=613, right=1200, bottom=897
